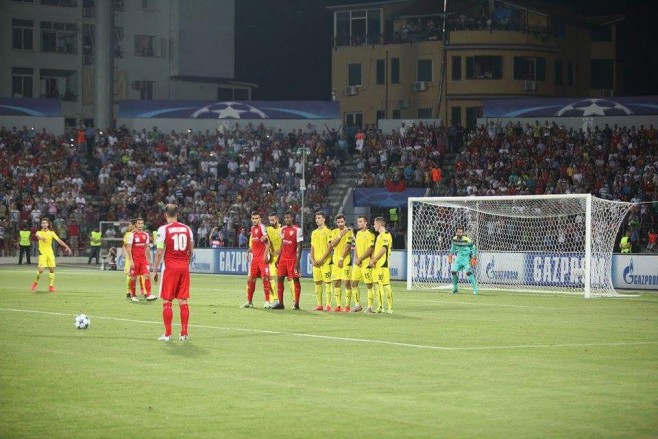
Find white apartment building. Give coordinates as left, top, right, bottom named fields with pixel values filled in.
left=0, top=0, right=249, bottom=127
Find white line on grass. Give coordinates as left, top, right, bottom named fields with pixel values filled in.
left=2, top=307, right=657, bottom=352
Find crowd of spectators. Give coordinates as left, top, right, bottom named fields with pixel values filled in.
left=353, top=121, right=459, bottom=192
left=1, top=118, right=657, bottom=255
left=352, top=119, right=658, bottom=251
left=0, top=122, right=347, bottom=254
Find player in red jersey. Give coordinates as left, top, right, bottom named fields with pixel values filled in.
left=152, top=204, right=194, bottom=341
left=271, top=211, right=303, bottom=310
left=126, top=217, right=157, bottom=302
left=240, top=211, right=272, bottom=309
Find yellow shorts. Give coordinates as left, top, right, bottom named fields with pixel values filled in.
left=312, top=263, right=332, bottom=282
left=350, top=265, right=373, bottom=284
left=123, top=257, right=131, bottom=274
left=331, top=262, right=351, bottom=281
left=372, top=267, right=390, bottom=285
left=38, top=254, right=56, bottom=268
left=269, top=261, right=278, bottom=277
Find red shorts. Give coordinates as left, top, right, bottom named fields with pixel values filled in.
left=249, top=260, right=270, bottom=278
left=277, top=258, right=300, bottom=279
left=130, top=259, right=149, bottom=277
left=159, top=265, right=190, bottom=301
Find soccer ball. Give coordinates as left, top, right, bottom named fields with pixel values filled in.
left=74, top=314, right=91, bottom=330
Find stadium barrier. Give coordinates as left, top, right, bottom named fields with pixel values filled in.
left=113, top=249, right=658, bottom=291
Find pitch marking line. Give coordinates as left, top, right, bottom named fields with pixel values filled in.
left=2, top=307, right=657, bottom=352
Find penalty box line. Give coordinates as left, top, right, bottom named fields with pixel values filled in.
left=1, top=307, right=657, bottom=352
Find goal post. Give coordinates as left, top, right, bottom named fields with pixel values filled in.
left=406, top=194, right=633, bottom=297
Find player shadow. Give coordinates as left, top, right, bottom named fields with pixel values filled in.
left=162, top=341, right=209, bottom=357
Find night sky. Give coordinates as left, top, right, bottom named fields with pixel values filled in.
left=235, top=0, right=658, bottom=100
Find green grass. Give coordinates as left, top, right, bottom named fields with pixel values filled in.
left=0, top=265, right=657, bottom=439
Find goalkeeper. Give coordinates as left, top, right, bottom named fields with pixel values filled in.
left=447, top=226, right=479, bottom=295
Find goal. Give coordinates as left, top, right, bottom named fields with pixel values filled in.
left=406, top=194, right=633, bottom=298
left=99, top=221, right=131, bottom=271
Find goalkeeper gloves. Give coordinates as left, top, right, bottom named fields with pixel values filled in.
left=470, top=258, right=477, bottom=267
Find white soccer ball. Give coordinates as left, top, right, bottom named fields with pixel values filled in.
left=74, top=314, right=91, bottom=330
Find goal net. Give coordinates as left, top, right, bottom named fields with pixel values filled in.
left=99, top=221, right=131, bottom=271
left=406, top=194, right=633, bottom=297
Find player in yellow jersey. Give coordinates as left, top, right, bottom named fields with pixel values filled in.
left=267, top=213, right=294, bottom=305
left=31, top=217, right=72, bottom=292
left=329, top=214, right=354, bottom=312
left=349, top=215, right=375, bottom=312
left=310, top=211, right=333, bottom=311
left=368, top=217, right=393, bottom=313
left=122, top=221, right=135, bottom=298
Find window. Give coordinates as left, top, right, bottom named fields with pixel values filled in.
left=348, top=63, right=362, bottom=86
left=376, top=110, right=386, bottom=120
left=392, top=109, right=401, bottom=119
left=513, top=57, right=546, bottom=80
left=466, top=107, right=483, bottom=129
left=376, top=59, right=385, bottom=85
left=451, top=56, right=461, bottom=80
left=591, top=59, right=613, bottom=89
left=41, top=21, right=78, bottom=53
left=134, top=34, right=156, bottom=57
left=41, top=0, right=77, bottom=6
left=417, top=108, right=432, bottom=118
left=567, top=62, right=574, bottom=86
left=391, top=57, right=400, bottom=84
left=40, top=69, right=77, bottom=100
left=12, top=19, right=34, bottom=50
left=554, top=60, right=563, bottom=85
left=466, top=56, right=502, bottom=79
left=345, top=112, right=363, bottom=129
left=334, top=8, right=381, bottom=46
left=417, top=59, right=432, bottom=82
left=138, top=81, right=154, bottom=100
left=590, top=25, right=612, bottom=41
left=12, top=67, right=33, bottom=98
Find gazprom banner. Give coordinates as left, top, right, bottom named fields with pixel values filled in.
left=206, top=248, right=408, bottom=279
left=612, top=255, right=658, bottom=289
left=121, top=248, right=657, bottom=291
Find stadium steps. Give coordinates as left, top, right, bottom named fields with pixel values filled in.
left=326, top=155, right=359, bottom=216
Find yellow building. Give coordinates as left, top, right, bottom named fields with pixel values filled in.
left=329, top=0, right=622, bottom=128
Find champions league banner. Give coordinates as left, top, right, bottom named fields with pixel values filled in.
left=0, top=97, right=62, bottom=117
left=118, top=100, right=340, bottom=120
left=482, top=96, right=658, bottom=118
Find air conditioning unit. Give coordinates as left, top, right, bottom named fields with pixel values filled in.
left=345, top=86, right=359, bottom=96
left=413, top=81, right=427, bottom=92
left=523, top=80, right=537, bottom=91
left=132, top=81, right=142, bottom=90
left=399, top=99, right=410, bottom=109
left=600, top=89, right=613, bottom=97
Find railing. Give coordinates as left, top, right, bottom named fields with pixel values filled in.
left=333, top=21, right=552, bottom=47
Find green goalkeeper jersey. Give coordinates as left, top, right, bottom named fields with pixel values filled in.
left=449, top=235, right=477, bottom=261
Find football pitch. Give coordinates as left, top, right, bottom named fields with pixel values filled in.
left=0, top=266, right=657, bottom=439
